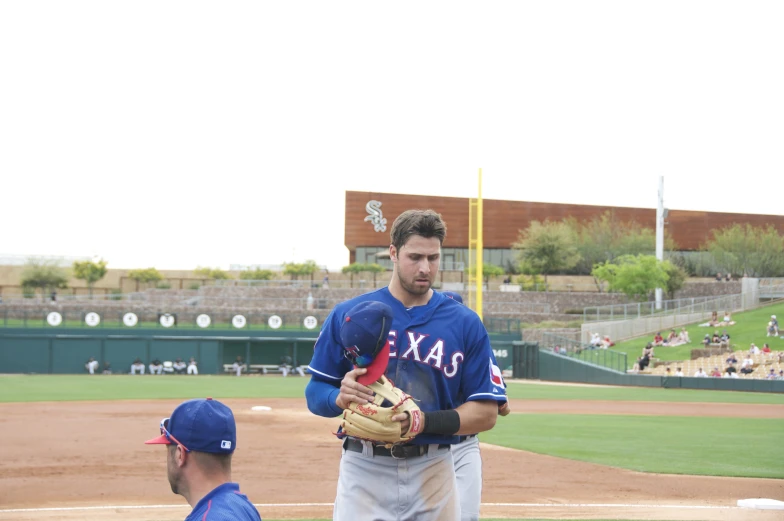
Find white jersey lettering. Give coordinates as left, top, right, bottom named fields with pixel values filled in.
left=400, top=331, right=429, bottom=361
left=388, top=330, right=398, bottom=358
left=443, top=352, right=464, bottom=378
left=422, top=339, right=445, bottom=369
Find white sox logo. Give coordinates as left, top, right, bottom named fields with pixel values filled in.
left=364, top=200, right=387, bottom=232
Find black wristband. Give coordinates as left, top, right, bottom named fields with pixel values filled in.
left=421, top=409, right=461, bottom=435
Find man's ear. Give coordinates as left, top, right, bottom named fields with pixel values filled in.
left=389, top=245, right=397, bottom=262
left=176, top=445, right=188, bottom=468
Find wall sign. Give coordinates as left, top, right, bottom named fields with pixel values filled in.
left=364, top=200, right=387, bottom=232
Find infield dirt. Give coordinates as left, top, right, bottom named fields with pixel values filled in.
left=0, top=398, right=782, bottom=520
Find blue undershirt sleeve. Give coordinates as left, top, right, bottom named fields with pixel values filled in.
left=305, top=376, right=344, bottom=417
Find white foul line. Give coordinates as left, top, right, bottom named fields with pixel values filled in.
left=0, top=502, right=745, bottom=514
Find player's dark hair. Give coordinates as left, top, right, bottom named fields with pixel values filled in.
left=390, top=209, right=447, bottom=251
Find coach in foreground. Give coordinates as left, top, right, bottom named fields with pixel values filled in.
left=145, top=398, right=261, bottom=521
left=305, top=209, right=505, bottom=521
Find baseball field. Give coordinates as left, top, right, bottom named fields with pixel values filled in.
left=0, top=375, right=782, bottom=521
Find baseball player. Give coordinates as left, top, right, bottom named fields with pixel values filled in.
left=306, top=209, right=506, bottom=521
left=85, top=357, right=99, bottom=375
left=443, top=291, right=511, bottom=521
left=186, top=357, right=198, bottom=375
left=130, top=358, right=145, bottom=375
left=144, top=398, right=261, bottom=520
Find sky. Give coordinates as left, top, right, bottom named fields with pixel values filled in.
left=1, top=1, right=782, bottom=271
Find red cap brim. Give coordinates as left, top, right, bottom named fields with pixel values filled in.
left=356, top=340, right=390, bottom=386
left=145, top=434, right=173, bottom=445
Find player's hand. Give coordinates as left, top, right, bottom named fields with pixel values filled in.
left=336, top=368, right=375, bottom=409
left=391, top=411, right=411, bottom=433
left=498, top=401, right=511, bottom=416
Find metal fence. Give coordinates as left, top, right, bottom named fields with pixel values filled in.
left=759, top=278, right=784, bottom=298
left=583, top=294, right=744, bottom=323
left=541, top=332, right=629, bottom=372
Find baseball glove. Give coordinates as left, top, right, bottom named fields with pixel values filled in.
left=339, top=375, right=423, bottom=446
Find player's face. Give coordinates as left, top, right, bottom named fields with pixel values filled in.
left=391, top=235, right=441, bottom=296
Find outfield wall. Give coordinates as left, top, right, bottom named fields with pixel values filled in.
left=0, top=328, right=319, bottom=375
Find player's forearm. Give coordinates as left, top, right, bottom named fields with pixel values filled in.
left=305, top=377, right=343, bottom=417
left=454, top=400, right=498, bottom=435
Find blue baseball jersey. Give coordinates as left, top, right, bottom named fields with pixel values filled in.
left=308, top=288, right=507, bottom=445
left=185, top=482, right=261, bottom=521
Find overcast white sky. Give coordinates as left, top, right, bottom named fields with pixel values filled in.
left=1, top=1, right=782, bottom=271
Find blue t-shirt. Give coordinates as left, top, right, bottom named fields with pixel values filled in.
left=185, top=482, right=260, bottom=521
left=308, top=288, right=507, bottom=445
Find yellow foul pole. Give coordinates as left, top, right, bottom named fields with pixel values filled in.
left=476, top=168, right=483, bottom=321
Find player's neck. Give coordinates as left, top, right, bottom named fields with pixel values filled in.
left=182, top=474, right=232, bottom=509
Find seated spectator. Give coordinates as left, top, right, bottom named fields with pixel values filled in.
left=726, top=353, right=738, bottom=364
left=130, top=358, right=145, bottom=375
left=664, top=367, right=672, bottom=377
left=148, top=358, right=163, bottom=375
left=666, top=329, right=678, bottom=345
left=725, top=273, right=732, bottom=282
left=722, top=311, right=735, bottom=326
left=589, top=332, right=603, bottom=348
left=642, top=343, right=655, bottom=359
left=232, top=356, right=247, bottom=377
left=709, top=310, right=720, bottom=327
left=187, top=357, right=198, bottom=375
left=719, top=331, right=731, bottom=348
left=766, top=368, right=777, bottom=380
left=715, top=273, right=723, bottom=282
left=173, top=358, right=187, bottom=374
left=740, top=355, right=755, bottom=374
left=749, top=343, right=761, bottom=355
left=762, top=343, right=772, bottom=354
left=85, top=357, right=99, bottom=375
left=778, top=352, right=784, bottom=364
left=653, top=332, right=664, bottom=347
left=102, top=361, right=112, bottom=375
left=678, top=328, right=691, bottom=344
left=694, top=367, right=708, bottom=377
left=674, top=367, right=684, bottom=376
left=710, top=366, right=722, bottom=378
left=702, top=334, right=711, bottom=346
left=601, top=335, right=614, bottom=348
left=711, top=332, right=721, bottom=344
left=778, top=370, right=784, bottom=381
left=724, top=363, right=737, bottom=377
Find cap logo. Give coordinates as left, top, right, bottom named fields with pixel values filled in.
left=221, top=440, right=232, bottom=449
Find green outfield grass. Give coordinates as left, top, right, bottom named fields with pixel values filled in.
left=611, top=302, right=784, bottom=364
left=2, top=375, right=784, bottom=404
left=483, top=413, right=784, bottom=478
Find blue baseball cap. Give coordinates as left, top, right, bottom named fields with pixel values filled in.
left=145, top=398, right=236, bottom=454
left=442, top=291, right=463, bottom=304
left=340, top=301, right=393, bottom=386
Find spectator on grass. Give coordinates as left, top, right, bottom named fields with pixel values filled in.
left=720, top=330, right=731, bottom=348
left=694, top=367, right=707, bottom=377
left=666, top=329, right=678, bottom=345
left=601, top=335, right=614, bottom=348
left=85, top=357, right=99, bottom=375
left=702, top=334, right=711, bottom=347
left=653, top=332, right=664, bottom=347
left=173, top=358, right=187, bottom=374
left=711, top=332, right=721, bottom=345
left=678, top=328, right=691, bottom=344
left=723, top=311, right=735, bottom=326
left=767, top=315, right=779, bottom=337
left=674, top=367, right=684, bottom=377
left=187, top=357, right=198, bottom=375
left=232, top=356, right=246, bottom=377
left=102, top=361, right=112, bottom=375
left=710, top=366, right=722, bottom=378
left=709, top=310, right=720, bottom=327
left=590, top=332, right=603, bottom=348
left=149, top=358, right=163, bottom=375
left=131, top=358, right=145, bottom=375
